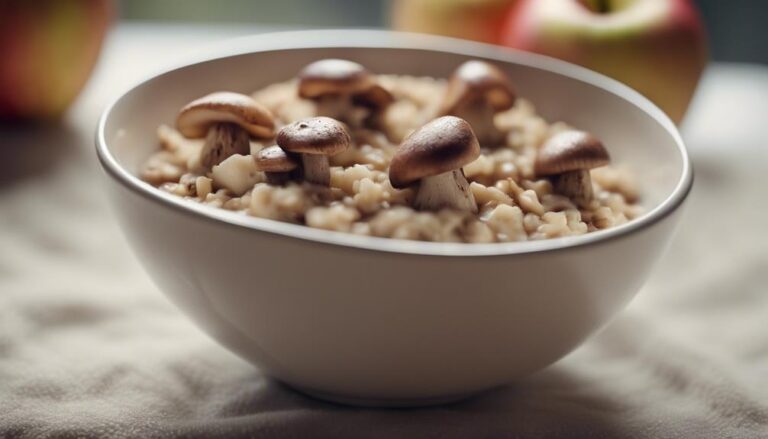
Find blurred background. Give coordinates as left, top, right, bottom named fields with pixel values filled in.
left=2, top=1, right=768, bottom=436
left=119, top=0, right=767, bottom=64
left=3, top=0, right=764, bottom=125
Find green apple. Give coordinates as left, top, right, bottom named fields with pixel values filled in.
left=0, top=0, right=112, bottom=121
left=500, top=0, right=707, bottom=123
left=392, top=0, right=517, bottom=44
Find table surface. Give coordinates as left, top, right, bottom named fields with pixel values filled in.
left=1, top=23, right=767, bottom=438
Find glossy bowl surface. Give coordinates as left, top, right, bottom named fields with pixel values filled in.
left=97, top=30, right=691, bottom=406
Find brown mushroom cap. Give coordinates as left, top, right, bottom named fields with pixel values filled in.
left=352, top=83, right=395, bottom=110
left=254, top=145, right=299, bottom=173
left=176, top=92, right=275, bottom=139
left=276, top=117, right=351, bottom=156
left=389, top=116, right=481, bottom=189
left=298, top=59, right=375, bottom=99
left=535, top=130, right=610, bottom=176
left=440, top=60, right=516, bottom=115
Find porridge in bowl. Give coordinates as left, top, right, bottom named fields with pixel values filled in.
left=141, top=59, right=641, bottom=243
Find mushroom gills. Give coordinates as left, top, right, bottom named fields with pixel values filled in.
left=199, top=123, right=251, bottom=170
left=457, top=101, right=505, bottom=147
left=301, top=154, right=331, bottom=186
left=414, top=169, right=478, bottom=213
left=553, top=169, right=593, bottom=206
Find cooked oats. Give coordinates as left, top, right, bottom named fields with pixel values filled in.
left=141, top=74, right=641, bottom=243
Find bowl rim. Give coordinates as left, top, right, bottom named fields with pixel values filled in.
left=96, top=29, right=693, bottom=257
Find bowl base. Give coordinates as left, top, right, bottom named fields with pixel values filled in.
left=288, top=383, right=485, bottom=408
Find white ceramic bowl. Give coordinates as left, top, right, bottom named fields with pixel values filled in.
left=96, top=30, right=692, bottom=407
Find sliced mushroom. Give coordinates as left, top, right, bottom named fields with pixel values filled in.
left=389, top=116, right=481, bottom=213
left=277, top=117, right=350, bottom=186
left=534, top=130, right=610, bottom=205
left=254, top=145, right=299, bottom=185
left=297, top=59, right=393, bottom=128
left=176, top=92, right=275, bottom=171
left=439, top=60, right=516, bottom=147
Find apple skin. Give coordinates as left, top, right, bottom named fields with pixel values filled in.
left=392, top=0, right=518, bottom=44
left=0, top=0, right=112, bottom=121
left=500, top=0, right=707, bottom=124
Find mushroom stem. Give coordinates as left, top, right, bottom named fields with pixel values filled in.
left=200, top=123, right=250, bottom=170
left=301, top=154, right=331, bottom=186
left=316, top=96, right=350, bottom=118
left=553, top=170, right=594, bottom=206
left=458, top=102, right=505, bottom=147
left=265, top=172, right=291, bottom=186
left=315, top=96, right=366, bottom=127
left=414, top=169, right=477, bottom=213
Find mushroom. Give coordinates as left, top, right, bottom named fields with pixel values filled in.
left=297, top=59, right=393, bottom=128
left=389, top=116, right=480, bottom=213
left=176, top=92, right=275, bottom=171
left=277, top=117, right=351, bottom=186
left=254, top=145, right=299, bottom=185
left=439, top=60, right=516, bottom=147
left=534, top=130, right=610, bottom=205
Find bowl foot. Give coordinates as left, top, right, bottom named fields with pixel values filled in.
left=287, top=384, right=486, bottom=408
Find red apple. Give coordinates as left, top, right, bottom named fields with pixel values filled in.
left=0, top=0, right=112, bottom=121
left=500, top=0, right=707, bottom=124
left=392, top=0, right=518, bottom=44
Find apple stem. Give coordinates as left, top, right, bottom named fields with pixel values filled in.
left=580, top=0, right=610, bottom=13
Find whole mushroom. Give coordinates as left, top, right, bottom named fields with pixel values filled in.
left=389, top=116, right=480, bottom=213
left=534, top=130, right=611, bottom=206
left=277, top=117, right=351, bottom=186
left=298, top=59, right=393, bottom=129
left=439, top=60, right=516, bottom=147
left=254, top=145, right=299, bottom=185
left=176, top=92, right=275, bottom=171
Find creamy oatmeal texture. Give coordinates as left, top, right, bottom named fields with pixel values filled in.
left=141, top=59, right=641, bottom=243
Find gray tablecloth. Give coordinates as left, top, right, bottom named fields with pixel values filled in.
left=1, top=25, right=767, bottom=438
